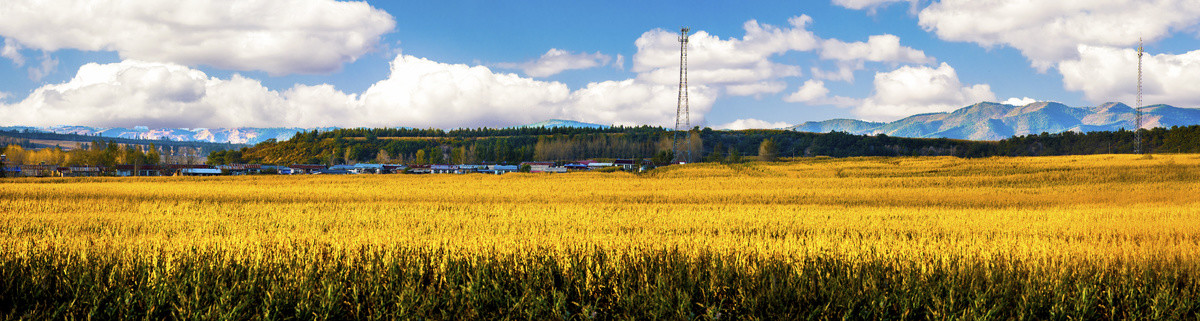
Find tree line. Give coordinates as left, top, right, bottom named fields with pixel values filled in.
left=2, top=141, right=162, bottom=167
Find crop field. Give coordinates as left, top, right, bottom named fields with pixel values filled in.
left=3, top=154, right=1200, bottom=319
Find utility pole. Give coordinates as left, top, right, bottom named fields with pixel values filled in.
left=672, top=27, right=691, bottom=163
left=1135, top=38, right=1144, bottom=154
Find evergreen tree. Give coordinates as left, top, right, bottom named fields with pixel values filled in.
left=146, top=144, right=161, bottom=165
left=706, top=142, right=724, bottom=163
left=725, top=147, right=741, bottom=164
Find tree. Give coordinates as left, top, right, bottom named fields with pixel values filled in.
left=725, top=147, right=741, bottom=164
left=451, top=146, right=465, bottom=164
left=344, top=145, right=360, bottom=164
left=414, top=149, right=427, bottom=165
left=375, top=149, right=391, bottom=164
left=146, top=144, right=161, bottom=165
left=706, top=142, right=724, bottom=163
left=428, top=147, right=445, bottom=164
left=758, top=138, right=778, bottom=162
left=651, top=150, right=675, bottom=165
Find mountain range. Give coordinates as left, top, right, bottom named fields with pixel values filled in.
left=6, top=102, right=1199, bottom=144
left=0, top=126, right=322, bottom=145
left=788, top=102, right=1200, bottom=141
left=512, top=119, right=610, bottom=129
left=0, top=119, right=612, bottom=145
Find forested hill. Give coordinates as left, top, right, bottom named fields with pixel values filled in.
left=208, top=124, right=1200, bottom=166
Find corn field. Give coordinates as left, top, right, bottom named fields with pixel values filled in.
left=3, top=154, right=1200, bottom=319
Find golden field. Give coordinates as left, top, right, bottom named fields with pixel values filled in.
left=3, top=154, right=1200, bottom=319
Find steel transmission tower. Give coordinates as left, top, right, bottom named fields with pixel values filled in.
left=672, top=27, right=691, bottom=163
left=1135, top=38, right=1144, bottom=154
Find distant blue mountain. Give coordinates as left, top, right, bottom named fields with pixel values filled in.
left=514, top=119, right=609, bottom=129
left=0, top=126, right=323, bottom=145
left=0, top=119, right=611, bottom=145
left=787, top=102, right=1200, bottom=141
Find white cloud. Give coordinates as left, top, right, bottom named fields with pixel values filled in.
left=0, top=55, right=718, bottom=129
left=0, top=91, right=9, bottom=101
left=725, top=81, right=787, bottom=97
left=1059, top=45, right=1200, bottom=107
left=785, top=79, right=831, bottom=103
left=820, top=34, right=934, bottom=64
left=632, top=15, right=817, bottom=90
left=0, top=0, right=395, bottom=75
left=1002, top=97, right=1039, bottom=106
left=495, top=49, right=612, bottom=77
left=856, top=62, right=996, bottom=121
left=917, top=0, right=1200, bottom=70
left=27, top=54, right=56, bottom=82
left=810, top=64, right=858, bottom=82
left=613, top=54, right=625, bottom=70
left=714, top=118, right=791, bottom=130
left=566, top=79, right=717, bottom=127
left=833, top=0, right=918, bottom=12
left=784, top=79, right=861, bottom=107
left=1, top=38, right=23, bottom=66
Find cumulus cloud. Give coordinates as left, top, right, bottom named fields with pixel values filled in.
left=613, top=54, right=625, bottom=70
left=1, top=38, right=23, bottom=66
left=833, top=0, right=919, bottom=12
left=632, top=15, right=817, bottom=92
left=714, top=118, right=791, bottom=130
left=1002, top=97, right=1040, bottom=106
left=495, top=49, right=612, bottom=77
left=856, top=63, right=996, bottom=121
left=27, top=54, right=57, bottom=82
left=0, top=0, right=395, bottom=75
left=810, top=64, right=858, bottom=83
left=784, top=80, right=830, bottom=103
left=1059, top=45, right=1200, bottom=107
left=783, top=79, right=860, bottom=107
left=917, top=0, right=1200, bottom=70
left=820, top=34, right=934, bottom=64
left=0, top=56, right=718, bottom=128
left=725, top=81, right=787, bottom=97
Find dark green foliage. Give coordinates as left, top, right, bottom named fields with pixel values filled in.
left=3, top=247, right=1198, bottom=320
left=207, top=125, right=1200, bottom=165
left=651, top=150, right=674, bottom=165
left=725, top=147, right=741, bottom=164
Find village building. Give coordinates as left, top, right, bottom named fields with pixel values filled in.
left=382, top=164, right=407, bottom=174
left=115, top=165, right=167, bottom=177
left=483, top=164, right=519, bottom=174
left=216, top=164, right=262, bottom=175
left=613, top=159, right=637, bottom=171
left=430, top=164, right=459, bottom=174
left=351, top=163, right=387, bottom=174
left=289, top=164, right=326, bottom=174
left=587, top=162, right=614, bottom=169
left=176, top=168, right=221, bottom=176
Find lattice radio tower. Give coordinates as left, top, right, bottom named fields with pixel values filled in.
left=1135, top=38, right=1144, bottom=154
left=672, top=27, right=691, bottom=163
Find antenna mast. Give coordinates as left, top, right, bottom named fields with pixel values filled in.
left=672, top=27, right=691, bottom=163
left=1135, top=38, right=1144, bottom=154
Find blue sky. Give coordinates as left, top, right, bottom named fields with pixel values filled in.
left=1, top=0, right=1198, bottom=129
